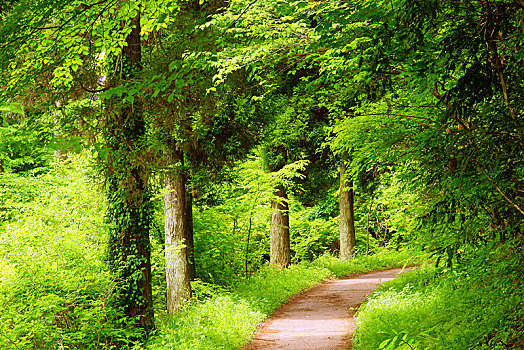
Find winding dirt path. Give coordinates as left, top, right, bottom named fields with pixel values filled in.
left=243, top=267, right=410, bottom=350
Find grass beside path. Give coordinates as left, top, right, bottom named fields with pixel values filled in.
left=354, top=241, right=524, bottom=349
left=147, top=249, right=426, bottom=350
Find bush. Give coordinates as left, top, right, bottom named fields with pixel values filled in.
left=0, top=155, right=139, bottom=349
left=354, top=241, right=524, bottom=349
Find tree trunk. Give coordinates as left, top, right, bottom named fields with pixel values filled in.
left=340, top=157, right=356, bottom=260
left=366, top=195, right=374, bottom=255
left=185, top=189, right=196, bottom=280
left=270, top=185, right=290, bottom=268
left=245, top=215, right=252, bottom=278
left=164, top=146, right=191, bottom=314
left=106, top=12, right=154, bottom=333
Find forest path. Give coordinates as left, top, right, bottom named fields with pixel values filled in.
left=242, top=267, right=410, bottom=350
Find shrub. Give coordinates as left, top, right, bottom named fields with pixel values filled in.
left=0, top=155, right=139, bottom=349
left=354, top=242, right=524, bottom=349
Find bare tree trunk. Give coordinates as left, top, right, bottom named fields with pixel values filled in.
left=185, top=190, right=196, bottom=280
left=340, top=157, right=356, bottom=260
left=366, top=195, right=374, bottom=255
left=270, top=185, right=290, bottom=268
left=164, top=147, right=191, bottom=314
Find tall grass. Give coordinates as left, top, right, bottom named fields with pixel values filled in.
left=354, top=240, right=524, bottom=349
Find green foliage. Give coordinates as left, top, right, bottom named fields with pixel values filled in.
left=354, top=241, right=524, bottom=349
left=290, top=204, right=339, bottom=262
left=192, top=204, right=268, bottom=285
left=0, top=154, right=139, bottom=349
left=0, top=115, right=54, bottom=174
left=0, top=0, right=178, bottom=96
left=149, top=295, right=265, bottom=350
left=0, top=102, right=25, bottom=115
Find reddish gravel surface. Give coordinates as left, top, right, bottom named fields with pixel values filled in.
left=243, top=267, right=410, bottom=350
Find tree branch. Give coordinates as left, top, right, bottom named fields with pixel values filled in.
left=478, top=164, right=524, bottom=217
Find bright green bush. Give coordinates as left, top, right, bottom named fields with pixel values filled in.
left=0, top=121, right=54, bottom=175
left=290, top=205, right=339, bottom=262
left=192, top=204, right=271, bottom=286
left=149, top=296, right=265, bottom=350
left=0, top=155, right=140, bottom=349
left=354, top=242, right=524, bottom=349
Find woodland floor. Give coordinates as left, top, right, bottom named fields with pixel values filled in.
left=243, top=267, right=410, bottom=350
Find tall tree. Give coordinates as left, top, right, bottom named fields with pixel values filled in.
left=143, top=0, right=265, bottom=303
left=339, top=155, right=356, bottom=260
left=0, top=0, right=186, bottom=333
left=163, top=144, right=191, bottom=313
left=105, top=11, right=155, bottom=332
left=269, top=184, right=290, bottom=268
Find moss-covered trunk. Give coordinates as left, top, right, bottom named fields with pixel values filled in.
left=106, top=12, right=154, bottom=333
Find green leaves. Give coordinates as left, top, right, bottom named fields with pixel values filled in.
left=0, top=102, right=25, bottom=115
left=0, top=154, right=115, bottom=349
left=378, top=331, right=416, bottom=350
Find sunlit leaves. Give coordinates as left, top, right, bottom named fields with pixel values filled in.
left=0, top=102, right=25, bottom=115
left=0, top=0, right=184, bottom=98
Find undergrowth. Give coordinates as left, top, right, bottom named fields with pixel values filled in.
left=0, top=155, right=117, bottom=349
left=0, top=155, right=146, bottom=349
left=354, top=239, right=524, bottom=349
left=147, top=249, right=425, bottom=350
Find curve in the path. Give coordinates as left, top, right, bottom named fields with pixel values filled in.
left=243, top=267, right=410, bottom=350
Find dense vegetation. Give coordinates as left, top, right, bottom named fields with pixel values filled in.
left=0, top=154, right=420, bottom=349
left=355, top=242, right=524, bottom=349
left=0, top=0, right=522, bottom=349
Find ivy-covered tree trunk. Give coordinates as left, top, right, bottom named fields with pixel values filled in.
left=340, top=158, right=356, bottom=260
left=270, top=185, right=290, bottom=268
left=106, top=13, right=155, bottom=332
left=164, top=146, right=191, bottom=313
